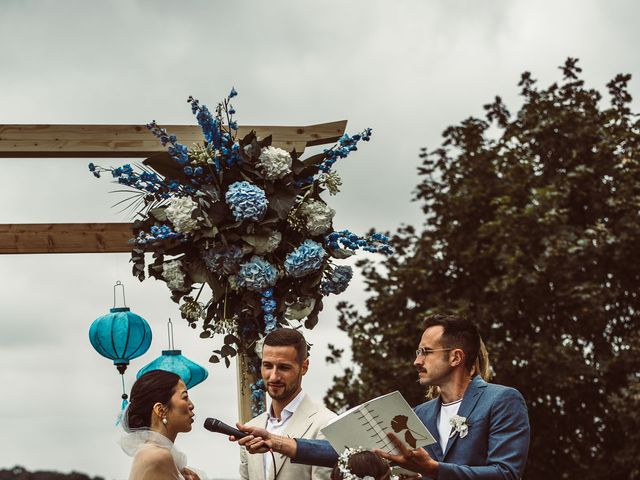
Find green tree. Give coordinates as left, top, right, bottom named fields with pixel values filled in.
left=325, top=59, right=640, bottom=479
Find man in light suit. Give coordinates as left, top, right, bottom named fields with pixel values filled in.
left=236, top=315, right=530, bottom=479
left=239, top=328, right=335, bottom=480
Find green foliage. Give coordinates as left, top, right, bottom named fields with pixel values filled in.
left=325, top=59, right=640, bottom=479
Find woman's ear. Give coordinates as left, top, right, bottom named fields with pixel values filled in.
left=152, top=402, right=166, bottom=419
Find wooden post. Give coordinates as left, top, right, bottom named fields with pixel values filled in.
left=236, top=353, right=260, bottom=423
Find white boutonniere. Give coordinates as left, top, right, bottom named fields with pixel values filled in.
left=449, top=414, right=470, bottom=438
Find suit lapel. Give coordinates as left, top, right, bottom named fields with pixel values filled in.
left=270, top=394, right=316, bottom=479
left=421, top=400, right=444, bottom=461
left=248, top=412, right=269, bottom=480
left=443, top=376, right=487, bottom=459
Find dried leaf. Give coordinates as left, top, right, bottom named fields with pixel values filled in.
left=391, top=415, right=409, bottom=433
left=404, top=430, right=417, bottom=448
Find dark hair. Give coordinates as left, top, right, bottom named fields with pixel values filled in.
left=331, top=451, right=391, bottom=480
left=263, top=328, right=308, bottom=363
left=423, top=314, right=481, bottom=371
left=125, top=370, right=181, bottom=430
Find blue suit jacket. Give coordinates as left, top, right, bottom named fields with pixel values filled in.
left=294, top=376, right=530, bottom=479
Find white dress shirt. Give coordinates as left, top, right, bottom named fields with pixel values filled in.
left=264, top=389, right=305, bottom=480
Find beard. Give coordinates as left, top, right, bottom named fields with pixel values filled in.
left=267, top=377, right=300, bottom=401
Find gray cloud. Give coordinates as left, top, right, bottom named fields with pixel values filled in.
left=2, top=0, right=640, bottom=478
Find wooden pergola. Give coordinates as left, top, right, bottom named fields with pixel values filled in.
left=0, top=120, right=347, bottom=421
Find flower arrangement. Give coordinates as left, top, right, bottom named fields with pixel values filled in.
left=449, top=414, right=470, bottom=439
left=337, top=447, right=399, bottom=480
left=90, top=89, right=392, bottom=415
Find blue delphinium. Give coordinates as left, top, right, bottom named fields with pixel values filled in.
left=284, top=240, right=327, bottom=278
left=325, top=230, right=393, bottom=255
left=146, top=121, right=190, bottom=166
left=88, top=163, right=100, bottom=178
left=219, top=133, right=242, bottom=167
left=107, top=164, right=185, bottom=199
left=321, top=265, right=353, bottom=295
left=250, top=378, right=265, bottom=417
left=237, top=256, right=278, bottom=292
left=260, top=288, right=278, bottom=333
left=225, top=181, right=268, bottom=222
left=135, top=225, right=181, bottom=245
left=188, top=96, right=222, bottom=149
left=318, top=128, right=372, bottom=173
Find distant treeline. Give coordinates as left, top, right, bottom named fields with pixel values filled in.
left=0, top=466, right=105, bottom=480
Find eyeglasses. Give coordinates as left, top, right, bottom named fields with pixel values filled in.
left=415, top=347, right=455, bottom=358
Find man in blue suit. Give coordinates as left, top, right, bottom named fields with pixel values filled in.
left=234, top=315, right=530, bottom=479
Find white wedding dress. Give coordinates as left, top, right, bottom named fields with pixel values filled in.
left=120, top=429, right=208, bottom=480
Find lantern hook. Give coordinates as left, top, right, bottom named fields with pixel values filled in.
left=113, top=281, right=127, bottom=308
left=167, top=318, right=175, bottom=350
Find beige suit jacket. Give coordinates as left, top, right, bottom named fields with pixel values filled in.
left=239, top=393, right=336, bottom=480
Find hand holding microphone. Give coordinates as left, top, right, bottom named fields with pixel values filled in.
left=204, top=418, right=272, bottom=454
left=203, top=417, right=249, bottom=439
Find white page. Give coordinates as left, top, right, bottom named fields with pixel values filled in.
left=321, top=391, right=436, bottom=455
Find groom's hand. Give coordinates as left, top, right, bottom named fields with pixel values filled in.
left=229, top=424, right=271, bottom=454
left=229, top=423, right=299, bottom=459
left=374, top=432, right=439, bottom=478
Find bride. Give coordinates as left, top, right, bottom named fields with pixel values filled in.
left=120, top=370, right=203, bottom=480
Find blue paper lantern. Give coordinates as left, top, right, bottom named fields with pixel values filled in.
left=88, top=282, right=153, bottom=422
left=89, top=306, right=152, bottom=374
left=137, top=318, right=208, bottom=389
left=138, top=349, right=208, bottom=389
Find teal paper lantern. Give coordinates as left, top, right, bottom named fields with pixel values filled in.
left=138, top=350, right=208, bottom=389
left=88, top=282, right=152, bottom=421
left=89, top=306, right=152, bottom=373
left=137, top=319, right=208, bottom=389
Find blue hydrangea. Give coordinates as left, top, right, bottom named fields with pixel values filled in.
left=225, top=181, right=268, bottom=222
left=237, top=256, right=278, bottom=292
left=321, top=265, right=353, bottom=295
left=284, top=240, right=326, bottom=278
left=202, top=245, right=244, bottom=274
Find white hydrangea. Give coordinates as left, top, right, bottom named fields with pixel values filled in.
left=165, top=197, right=198, bottom=233
left=163, top=260, right=186, bottom=290
left=265, top=231, right=282, bottom=252
left=257, top=146, right=292, bottom=180
left=299, top=199, right=335, bottom=236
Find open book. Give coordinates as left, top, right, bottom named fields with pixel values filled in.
left=320, top=390, right=436, bottom=455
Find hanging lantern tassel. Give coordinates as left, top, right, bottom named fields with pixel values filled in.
left=116, top=370, right=129, bottom=426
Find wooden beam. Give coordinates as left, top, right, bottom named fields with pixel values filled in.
left=0, top=223, right=132, bottom=254
left=0, top=120, right=347, bottom=157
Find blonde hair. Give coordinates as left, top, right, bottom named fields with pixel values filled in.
left=425, top=337, right=492, bottom=400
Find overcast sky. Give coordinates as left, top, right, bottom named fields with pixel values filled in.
left=2, top=1, right=640, bottom=479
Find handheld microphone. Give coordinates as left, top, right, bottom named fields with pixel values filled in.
left=203, top=417, right=249, bottom=439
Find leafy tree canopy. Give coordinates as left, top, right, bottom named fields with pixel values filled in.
left=325, top=58, right=640, bottom=480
